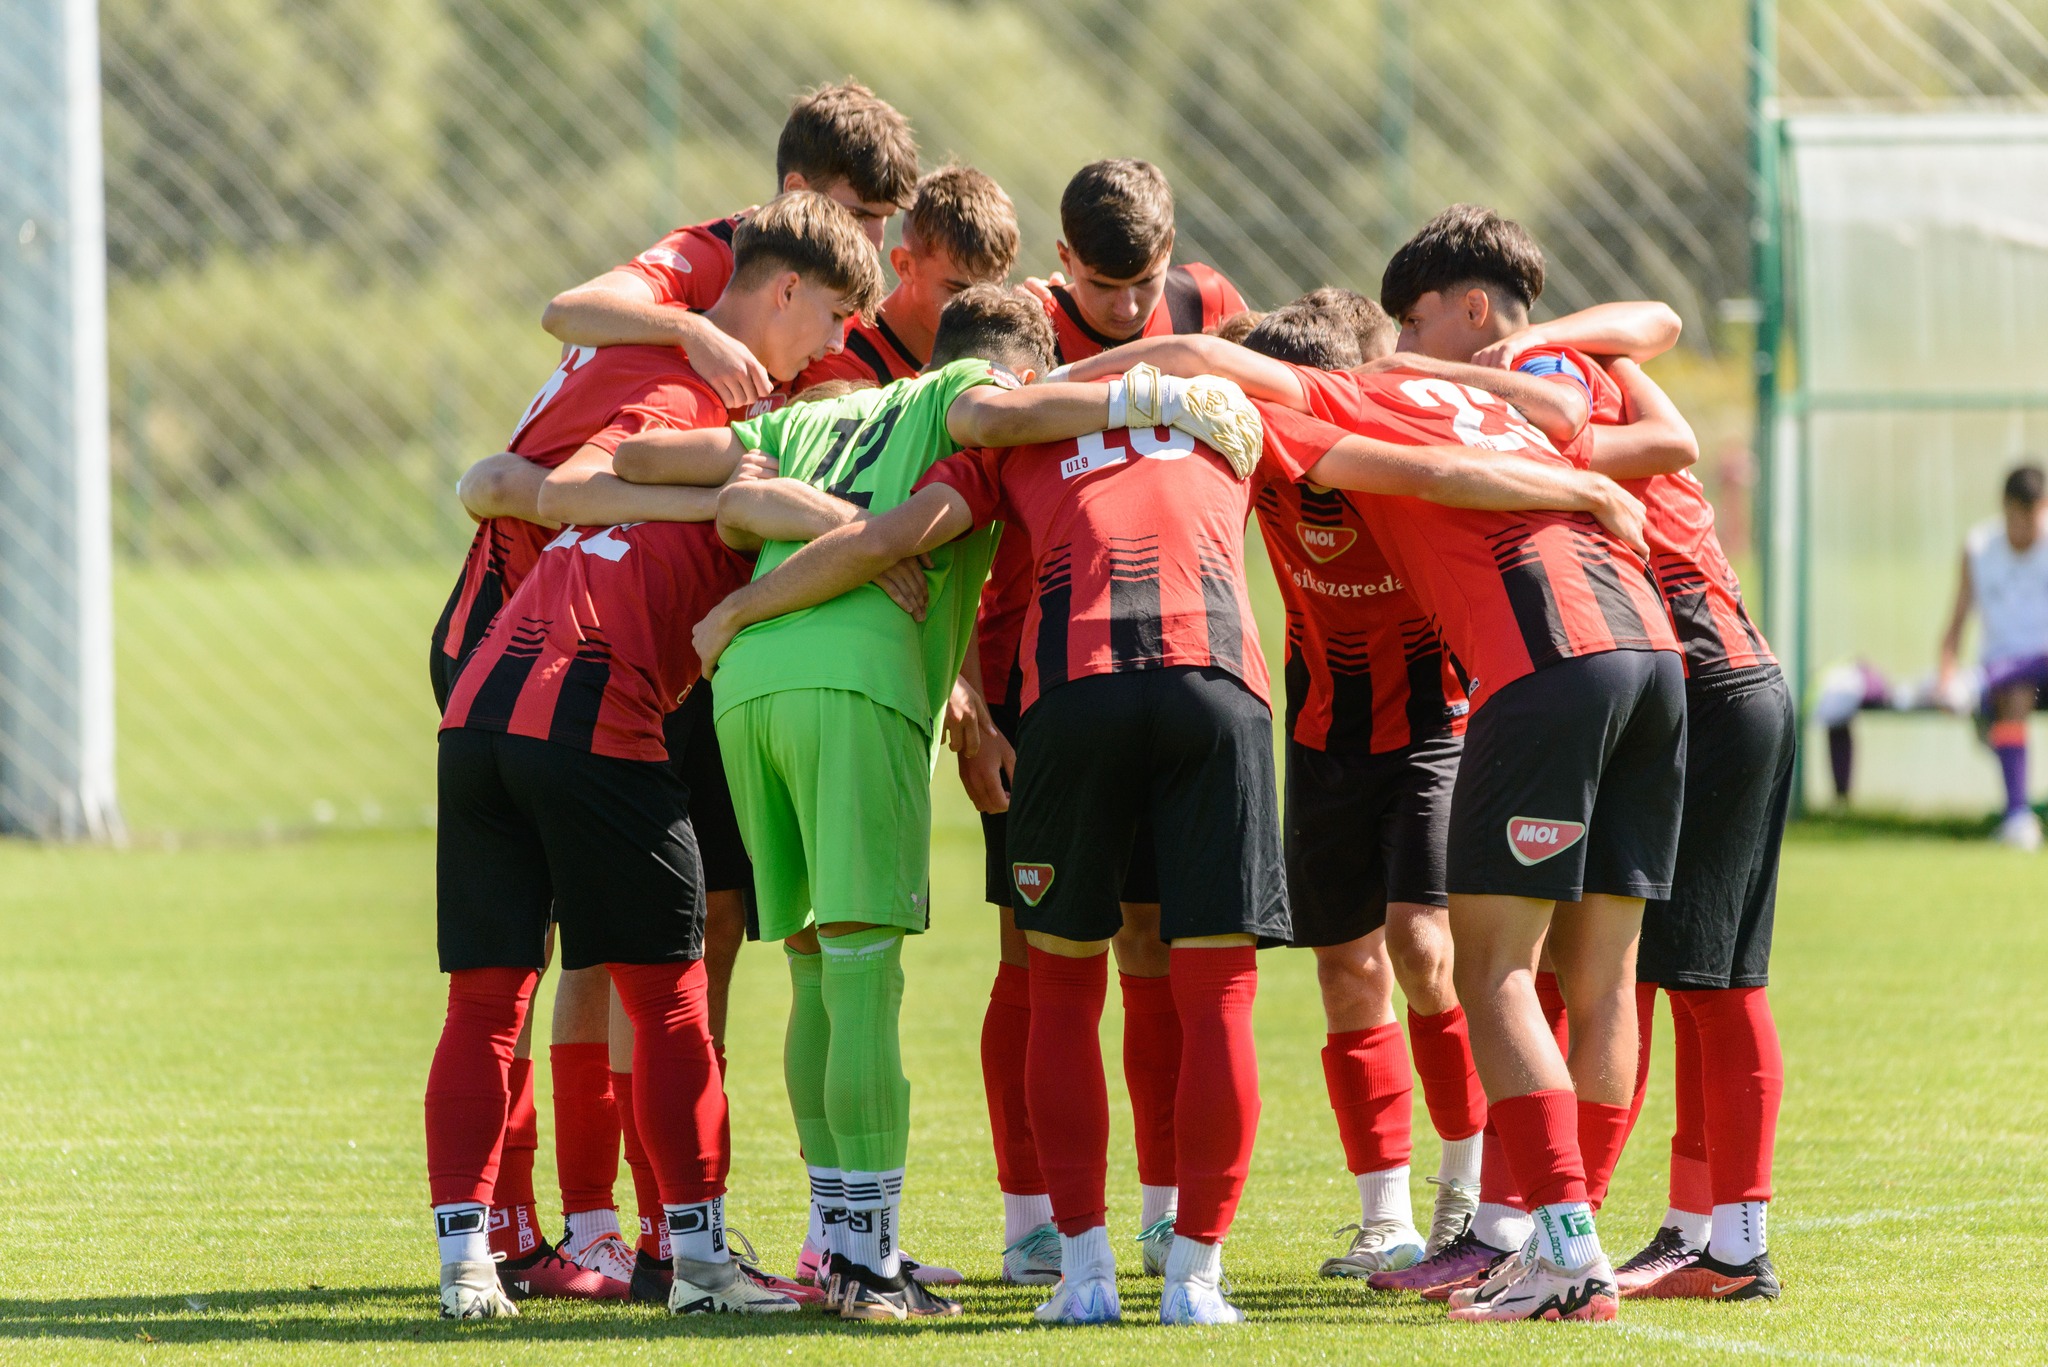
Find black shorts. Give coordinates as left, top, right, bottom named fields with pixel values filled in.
left=1447, top=649, right=1686, bottom=901
left=1005, top=667, right=1289, bottom=944
left=980, top=697, right=1159, bottom=908
left=663, top=682, right=754, bottom=899
left=1284, top=730, right=1461, bottom=947
left=437, top=728, right=704, bottom=973
left=1640, top=665, right=1794, bottom=989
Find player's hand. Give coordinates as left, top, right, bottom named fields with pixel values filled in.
left=943, top=676, right=993, bottom=757
left=872, top=554, right=931, bottom=619
left=1589, top=478, right=1649, bottom=558
left=1472, top=329, right=1540, bottom=371
left=728, top=449, right=779, bottom=486
left=692, top=601, right=742, bottom=678
left=1016, top=272, right=1066, bottom=308
left=679, top=314, right=774, bottom=409
left=1119, top=363, right=1265, bottom=479
left=957, top=721, right=1014, bottom=813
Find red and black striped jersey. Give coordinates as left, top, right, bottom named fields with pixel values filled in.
left=1513, top=350, right=1775, bottom=677
left=920, top=418, right=1313, bottom=713
left=441, top=521, right=753, bottom=761
left=614, top=214, right=742, bottom=310
left=792, top=310, right=924, bottom=391
left=1251, top=469, right=1469, bottom=754
left=432, top=346, right=738, bottom=692
left=1275, top=363, right=1679, bottom=712
left=969, top=262, right=1250, bottom=706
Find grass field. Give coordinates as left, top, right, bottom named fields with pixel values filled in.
left=3, top=786, right=2045, bottom=1364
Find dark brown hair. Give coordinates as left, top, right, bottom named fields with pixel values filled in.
left=2005, top=462, right=2046, bottom=506
left=1242, top=306, right=1362, bottom=371
left=730, top=191, right=886, bottom=316
left=1291, top=287, right=1398, bottom=362
left=904, top=165, right=1020, bottom=283
left=1059, top=158, right=1175, bottom=278
left=776, top=80, right=920, bottom=209
left=1380, top=203, right=1545, bottom=321
left=928, top=283, right=1056, bottom=376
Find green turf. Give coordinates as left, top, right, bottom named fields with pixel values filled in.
left=1, top=793, right=2044, bottom=1364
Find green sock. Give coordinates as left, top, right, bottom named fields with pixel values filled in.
left=783, top=948, right=836, bottom=1170
left=817, top=927, right=910, bottom=1176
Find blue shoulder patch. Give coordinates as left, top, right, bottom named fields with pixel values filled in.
left=1516, top=351, right=1593, bottom=398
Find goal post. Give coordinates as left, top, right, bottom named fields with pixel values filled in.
left=0, top=0, right=119, bottom=839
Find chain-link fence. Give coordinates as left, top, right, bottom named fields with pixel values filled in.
left=7, top=0, right=2045, bottom=835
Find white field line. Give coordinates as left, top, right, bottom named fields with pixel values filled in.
left=1610, top=1322, right=1927, bottom=1367
left=1773, top=1194, right=2044, bottom=1233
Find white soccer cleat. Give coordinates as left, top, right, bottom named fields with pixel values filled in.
left=1445, top=1250, right=1619, bottom=1322
left=668, top=1256, right=802, bottom=1315
left=439, top=1260, right=518, bottom=1319
left=1033, top=1275, right=1122, bottom=1325
left=1002, top=1222, right=1063, bottom=1285
left=1160, top=1276, right=1246, bottom=1325
left=1997, top=809, right=2042, bottom=851
left=1136, top=1216, right=1176, bottom=1276
left=1425, top=1177, right=1481, bottom=1259
left=1448, top=1239, right=1533, bottom=1309
left=1318, top=1219, right=1426, bottom=1278
left=560, top=1229, right=637, bottom=1285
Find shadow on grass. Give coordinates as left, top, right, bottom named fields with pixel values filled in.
left=1791, top=808, right=2005, bottom=842
left=0, top=1281, right=1450, bottom=1342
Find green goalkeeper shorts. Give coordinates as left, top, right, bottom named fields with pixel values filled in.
left=714, top=688, right=932, bottom=943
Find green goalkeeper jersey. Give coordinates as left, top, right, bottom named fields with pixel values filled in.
left=710, top=358, right=1004, bottom=736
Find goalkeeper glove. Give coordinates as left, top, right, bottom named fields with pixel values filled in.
left=1107, top=362, right=1266, bottom=479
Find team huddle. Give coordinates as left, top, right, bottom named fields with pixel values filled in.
left=420, top=81, right=1790, bottom=1327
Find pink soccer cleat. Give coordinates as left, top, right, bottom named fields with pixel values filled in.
left=1446, top=1253, right=1619, bottom=1323
left=1368, top=1227, right=1509, bottom=1295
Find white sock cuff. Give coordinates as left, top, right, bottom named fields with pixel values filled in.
left=838, top=1167, right=905, bottom=1211
left=433, top=1202, right=491, bottom=1266
left=1533, top=1201, right=1602, bottom=1269
left=1436, top=1134, right=1483, bottom=1186
left=1356, top=1165, right=1413, bottom=1227
left=1002, top=1191, right=1054, bottom=1243
left=1708, top=1201, right=1767, bottom=1263
left=1471, top=1201, right=1533, bottom=1252
left=1139, top=1183, right=1179, bottom=1229
left=1663, top=1205, right=1712, bottom=1249
left=1060, top=1224, right=1115, bottom=1280
left=562, top=1207, right=620, bottom=1249
left=1164, top=1234, right=1223, bottom=1287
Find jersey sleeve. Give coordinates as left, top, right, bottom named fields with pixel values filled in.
left=729, top=401, right=797, bottom=455
left=914, top=448, right=1008, bottom=528
left=588, top=379, right=724, bottom=454
left=614, top=227, right=729, bottom=311
left=1517, top=345, right=1626, bottom=424
left=1287, top=363, right=1373, bottom=429
left=1256, top=402, right=1347, bottom=484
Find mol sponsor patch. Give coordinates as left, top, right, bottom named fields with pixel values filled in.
left=1505, top=816, right=1586, bottom=866
left=1011, top=862, right=1056, bottom=906
left=1294, top=522, right=1357, bottom=564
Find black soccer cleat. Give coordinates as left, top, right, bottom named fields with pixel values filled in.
left=831, top=1252, right=962, bottom=1321
left=1636, top=1247, right=1780, bottom=1301
left=629, top=1247, right=674, bottom=1304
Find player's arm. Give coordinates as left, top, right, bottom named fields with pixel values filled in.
left=1586, top=357, right=1698, bottom=480
left=1052, top=335, right=1311, bottom=408
left=694, top=485, right=975, bottom=674
left=1357, top=352, right=1588, bottom=445
left=715, top=477, right=864, bottom=551
left=1473, top=301, right=1684, bottom=369
left=1938, top=552, right=1975, bottom=685
left=456, top=451, right=552, bottom=525
left=612, top=426, right=751, bottom=487
left=945, top=382, right=1113, bottom=447
left=1305, top=438, right=1648, bottom=556
left=953, top=640, right=1014, bottom=812
left=536, top=443, right=723, bottom=526
left=541, top=270, right=771, bottom=408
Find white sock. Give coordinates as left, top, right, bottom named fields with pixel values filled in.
left=1140, top=1183, right=1179, bottom=1229
left=1357, top=1165, right=1414, bottom=1227
left=664, top=1195, right=728, bottom=1265
left=1708, top=1201, right=1767, bottom=1264
left=561, top=1207, right=620, bottom=1257
left=1436, top=1134, right=1483, bottom=1187
left=434, top=1202, right=490, bottom=1265
left=1532, top=1201, right=1603, bottom=1269
left=807, top=1166, right=842, bottom=1256
left=841, top=1168, right=905, bottom=1277
left=1163, top=1234, right=1223, bottom=1289
left=1003, top=1191, right=1054, bottom=1244
left=1663, top=1205, right=1711, bottom=1249
left=1060, top=1224, right=1115, bottom=1282
left=1471, top=1201, right=1533, bottom=1252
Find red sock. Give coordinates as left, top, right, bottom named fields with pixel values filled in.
left=551, top=1042, right=619, bottom=1217
left=982, top=962, right=1045, bottom=1195
left=488, top=1055, right=542, bottom=1259
left=1534, top=970, right=1570, bottom=1053
left=1407, top=1005, right=1486, bottom=1142
left=609, top=960, right=727, bottom=1205
left=1478, top=1119, right=1527, bottom=1212
left=1170, top=946, right=1260, bottom=1243
left=1667, top=994, right=1711, bottom=1213
left=1578, top=1100, right=1633, bottom=1211
left=1676, top=986, right=1783, bottom=1205
left=1026, top=948, right=1110, bottom=1236
left=1321, top=1022, right=1412, bottom=1174
left=1626, top=981, right=1658, bottom=1138
left=1490, top=1089, right=1588, bottom=1210
left=613, top=1070, right=666, bottom=1258
left=424, top=967, right=536, bottom=1208
left=1121, top=972, right=1182, bottom=1190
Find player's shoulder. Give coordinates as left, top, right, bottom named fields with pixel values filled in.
left=630, top=214, right=742, bottom=270
left=1966, top=517, right=2008, bottom=557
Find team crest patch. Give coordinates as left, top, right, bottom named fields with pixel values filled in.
left=1012, top=862, right=1056, bottom=906
left=1506, top=817, right=1586, bottom=866
left=1295, top=522, right=1357, bottom=564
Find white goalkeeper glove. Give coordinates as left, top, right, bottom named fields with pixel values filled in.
left=1106, top=361, right=1265, bottom=479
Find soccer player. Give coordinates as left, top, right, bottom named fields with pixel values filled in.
left=541, top=80, right=918, bottom=408
left=705, top=307, right=1645, bottom=1327
left=974, top=158, right=1252, bottom=1287
left=1938, top=462, right=2048, bottom=849
left=437, top=191, right=877, bottom=1302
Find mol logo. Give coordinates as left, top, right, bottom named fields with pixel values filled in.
left=1506, top=816, right=1586, bottom=866
left=1295, top=522, right=1357, bottom=564
left=1011, top=862, right=1056, bottom=906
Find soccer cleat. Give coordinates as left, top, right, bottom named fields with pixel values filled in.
left=560, top=1228, right=637, bottom=1286
left=1446, top=1240, right=1532, bottom=1309
left=1160, top=1278, right=1246, bottom=1325
left=1424, top=1176, right=1480, bottom=1258
left=833, top=1254, right=963, bottom=1321
left=1319, top=1220, right=1426, bottom=1278
left=667, top=1256, right=802, bottom=1315
left=1033, top=1275, right=1122, bottom=1325
left=1633, top=1248, right=1780, bottom=1301
left=495, top=1242, right=628, bottom=1300
left=1997, top=809, right=2042, bottom=851
left=1136, top=1216, right=1176, bottom=1276
left=439, top=1260, right=519, bottom=1319
left=628, top=1247, right=673, bottom=1304
left=900, top=1250, right=964, bottom=1287
left=726, top=1228, right=827, bottom=1306
left=1446, top=1252, right=1619, bottom=1323
left=1614, top=1225, right=1702, bottom=1297
left=797, top=1236, right=962, bottom=1288
left=1366, top=1226, right=1507, bottom=1294
left=1002, top=1222, right=1063, bottom=1285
